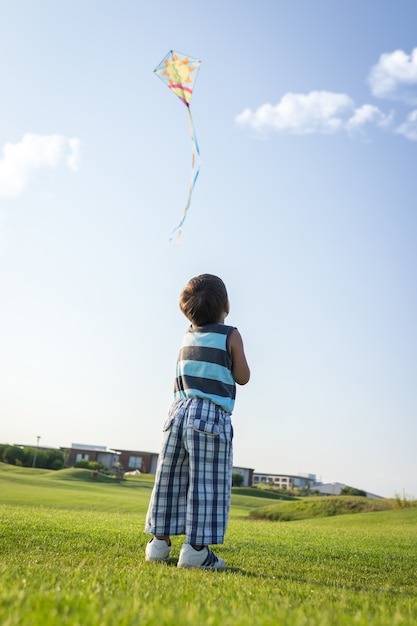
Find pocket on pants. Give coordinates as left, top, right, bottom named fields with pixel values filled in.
left=192, top=416, right=221, bottom=437
left=192, top=413, right=233, bottom=444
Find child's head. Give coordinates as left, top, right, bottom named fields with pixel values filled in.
left=179, top=274, right=229, bottom=326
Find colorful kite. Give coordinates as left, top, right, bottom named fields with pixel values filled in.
left=154, top=50, right=202, bottom=242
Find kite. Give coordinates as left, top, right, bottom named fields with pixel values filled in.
left=154, top=50, right=202, bottom=243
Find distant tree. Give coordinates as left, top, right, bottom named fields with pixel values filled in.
left=0, top=444, right=65, bottom=470
left=44, top=449, right=65, bottom=470
left=2, top=445, right=24, bottom=465
left=340, top=486, right=367, bottom=497
left=51, top=458, right=65, bottom=470
left=232, top=472, right=244, bottom=487
left=22, top=447, right=35, bottom=467
left=23, top=447, right=63, bottom=469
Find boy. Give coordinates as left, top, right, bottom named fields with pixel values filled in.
left=145, top=274, right=250, bottom=569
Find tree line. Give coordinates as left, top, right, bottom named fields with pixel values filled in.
left=0, top=444, right=66, bottom=470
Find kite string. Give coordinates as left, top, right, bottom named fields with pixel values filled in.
left=170, top=106, right=201, bottom=244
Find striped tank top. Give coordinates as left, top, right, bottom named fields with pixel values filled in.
left=174, top=323, right=236, bottom=413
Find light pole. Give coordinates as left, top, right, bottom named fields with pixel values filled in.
left=32, top=435, right=41, bottom=468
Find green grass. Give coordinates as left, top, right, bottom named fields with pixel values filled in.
left=250, top=495, right=396, bottom=521
left=232, top=486, right=299, bottom=501
left=0, top=464, right=154, bottom=512
left=1, top=463, right=417, bottom=625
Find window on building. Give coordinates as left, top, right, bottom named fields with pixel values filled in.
left=128, top=456, right=142, bottom=469
left=75, top=453, right=89, bottom=462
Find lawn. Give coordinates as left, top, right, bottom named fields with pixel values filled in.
left=1, top=464, right=416, bottom=625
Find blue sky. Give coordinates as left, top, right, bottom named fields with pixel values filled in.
left=1, top=1, right=416, bottom=498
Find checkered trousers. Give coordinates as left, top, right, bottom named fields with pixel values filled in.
left=145, top=398, right=233, bottom=545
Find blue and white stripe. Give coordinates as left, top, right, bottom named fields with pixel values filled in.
left=174, top=324, right=236, bottom=414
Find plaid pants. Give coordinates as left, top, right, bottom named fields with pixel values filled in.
left=145, top=398, right=233, bottom=545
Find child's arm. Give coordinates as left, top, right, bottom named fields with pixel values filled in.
left=229, top=329, right=250, bottom=385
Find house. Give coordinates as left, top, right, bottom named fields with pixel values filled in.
left=64, top=444, right=159, bottom=475
left=115, top=449, right=159, bottom=474
left=314, top=482, right=346, bottom=496
left=64, top=444, right=121, bottom=471
left=252, top=472, right=318, bottom=489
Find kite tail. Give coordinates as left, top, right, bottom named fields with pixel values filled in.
left=170, top=106, right=200, bottom=244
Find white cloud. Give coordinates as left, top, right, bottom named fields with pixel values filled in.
left=236, top=49, right=417, bottom=142
left=0, top=222, right=13, bottom=255
left=67, top=138, right=82, bottom=171
left=347, top=104, right=394, bottom=131
left=368, top=48, right=417, bottom=103
left=236, top=92, right=393, bottom=137
left=396, top=109, right=417, bottom=141
left=0, top=134, right=82, bottom=198
left=236, top=91, right=354, bottom=135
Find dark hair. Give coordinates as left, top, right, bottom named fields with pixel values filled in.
left=179, top=274, right=228, bottom=326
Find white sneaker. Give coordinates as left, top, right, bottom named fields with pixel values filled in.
left=145, top=538, right=172, bottom=562
left=177, top=544, right=226, bottom=570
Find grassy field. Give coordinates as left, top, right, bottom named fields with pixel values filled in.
left=249, top=495, right=396, bottom=522
left=1, top=464, right=416, bottom=625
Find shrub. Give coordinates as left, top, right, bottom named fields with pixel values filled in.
left=74, top=460, right=106, bottom=471
left=394, top=491, right=417, bottom=508
left=340, top=486, right=367, bottom=497
left=89, top=462, right=107, bottom=472
left=51, top=459, right=65, bottom=470
left=232, top=472, right=244, bottom=487
left=75, top=459, right=90, bottom=469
